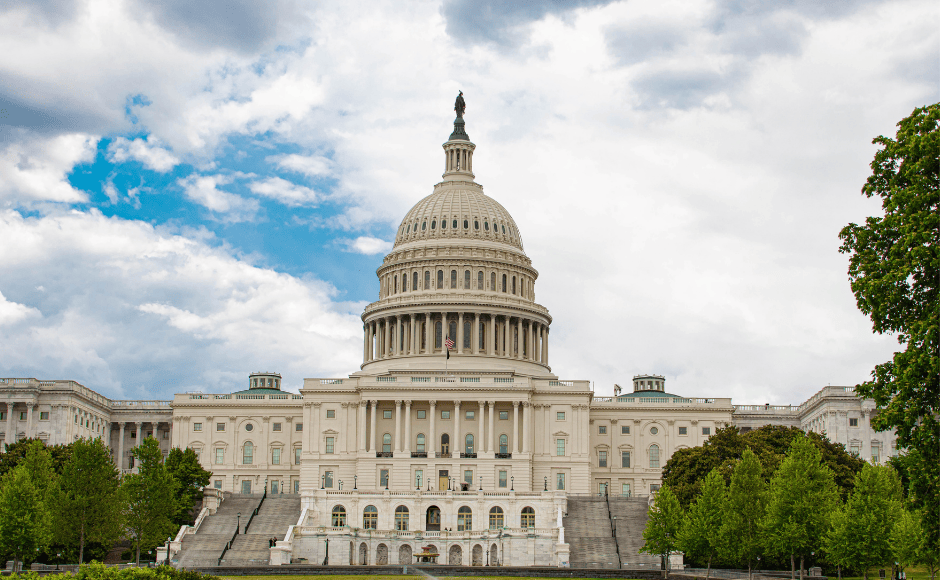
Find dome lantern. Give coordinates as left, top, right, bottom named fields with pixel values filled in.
left=442, top=91, right=475, bottom=182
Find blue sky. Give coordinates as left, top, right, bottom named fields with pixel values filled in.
left=0, top=0, right=936, bottom=402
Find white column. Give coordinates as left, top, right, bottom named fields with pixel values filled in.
left=516, top=318, right=523, bottom=359
left=426, top=312, right=433, bottom=353
left=370, top=400, right=378, bottom=453
left=410, top=316, right=417, bottom=355
left=478, top=401, right=485, bottom=454
left=404, top=400, right=412, bottom=454
left=135, top=422, right=143, bottom=446
left=503, top=316, right=510, bottom=357
left=118, top=422, right=126, bottom=469
left=488, top=315, right=495, bottom=355
left=472, top=313, right=479, bottom=355
left=396, top=315, right=402, bottom=355
left=394, top=400, right=402, bottom=453
left=522, top=402, right=531, bottom=453
left=310, top=403, right=320, bottom=453
left=542, top=326, right=549, bottom=365
left=429, top=401, right=437, bottom=458
left=384, top=318, right=391, bottom=358
left=454, top=401, right=462, bottom=457
left=512, top=401, right=520, bottom=453
left=363, top=325, right=369, bottom=363
left=4, top=403, right=14, bottom=448
left=358, top=401, right=367, bottom=452
left=457, top=312, right=464, bottom=354
left=488, top=401, right=495, bottom=454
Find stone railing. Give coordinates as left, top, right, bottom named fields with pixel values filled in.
left=592, top=396, right=732, bottom=407
left=111, top=400, right=172, bottom=409
left=177, top=393, right=303, bottom=402
left=362, top=292, right=551, bottom=317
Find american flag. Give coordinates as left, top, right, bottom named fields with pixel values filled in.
left=444, top=337, right=455, bottom=350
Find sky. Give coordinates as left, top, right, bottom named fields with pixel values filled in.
left=0, top=0, right=936, bottom=404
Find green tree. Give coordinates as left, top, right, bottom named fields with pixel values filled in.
left=834, top=463, right=903, bottom=580
left=838, top=103, right=939, bottom=550
left=823, top=504, right=852, bottom=579
left=0, top=438, right=73, bottom=477
left=892, top=509, right=923, bottom=576
left=165, top=447, right=212, bottom=526
left=720, top=448, right=767, bottom=580
left=122, top=438, right=180, bottom=565
left=641, top=485, right=685, bottom=574
left=0, top=464, right=53, bottom=570
left=678, top=468, right=726, bottom=578
left=52, top=438, right=124, bottom=564
left=763, top=435, right=840, bottom=580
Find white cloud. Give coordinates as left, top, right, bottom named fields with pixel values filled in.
left=248, top=176, right=317, bottom=206
left=0, top=208, right=363, bottom=398
left=0, top=290, right=41, bottom=326
left=274, top=154, right=334, bottom=177
left=178, top=174, right=258, bottom=220
left=0, top=133, right=98, bottom=205
left=107, top=137, right=180, bottom=172
left=344, top=236, right=393, bottom=255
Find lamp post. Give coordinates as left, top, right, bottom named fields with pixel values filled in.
left=416, top=473, right=420, bottom=490
left=339, top=480, right=343, bottom=490
left=544, top=476, right=548, bottom=491
left=612, top=515, right=617, bottom=536
left=479, top=475, right=483, bottom=491
left=353, top=474, right=357, bottom=490
left=237, top=512, right=241, bottom=534
left=321, top=474, right=325, bottom=489
left=510, top=475, right=514, bottom=491
left=165, top=537, right=171, bottom=566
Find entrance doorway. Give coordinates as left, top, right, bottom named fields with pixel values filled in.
left=426, top=505, right=441, bottom=531
left=438, top=470, right=449, bottom=491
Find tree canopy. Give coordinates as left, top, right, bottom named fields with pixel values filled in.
left=122, top=438, right=180, bottom=565
left=165, top=447, right=212, bottom=526
left=678, top=468, right=726, bottom=577
left=838, top=103, right=939, bottom=550
left=720, top=448, right=767, bottom=579
left=641, top=485, right=684, bottom=571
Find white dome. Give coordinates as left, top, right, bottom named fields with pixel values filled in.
left=394, top=186, right=524, bottom=252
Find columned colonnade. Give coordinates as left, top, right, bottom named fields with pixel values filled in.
left=363, top=312, right=549, bottom=365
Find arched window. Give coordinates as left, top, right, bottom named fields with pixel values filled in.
left=512, top=276, right=516, bottom=294
left=465, top=433, right=474, bottom=455
left=243, top=442, right=253, bottom=464
left=453, top=219, right=458, bottom=229
left=489, top=506, right=504, bottom=529
left=521, top=507, right=535, bottom=528
left=449, top=320, right=457, bottom=343
left=437, top=270, right=444, bottom=289
left=457, top=506, right=472, bottom=531
left=499, top=434, right=508, bottom=455
left=413, top=272, right=418, bottom=291
left=424, top=271, right=430, bottom=290
left=490, top=272, right=496, bottom=291
left=402, top=274, right=407, bottom=292
left=477, top=271, right=484, bottom=289
left=363, top=505, right=378, bottom=529
left=395, top=505, right=409, bottom=531
left=441, top=433, right=450, bottom=455
left=464, top=270, right=470, bottom=289
left=422, top=221, right=426, bottom=231
left=649, top=444, right=660, bottom=469
left=383, top=433, right=392, bottom=453
left=501, top=274, right=507, bottom=293
left=394, top=275, right=398, bottom=294
left=502, top=224, right=506, bottom=234
left=332, top=505, right=347, bottom=526
left=484, top=221, right=489, bottom=231
left=406, top=224, right=410, bottom=234
left=474, top=220, right=479, bottom=230
left=450, top=269, right=457, bottom=288
left=431, top=219, right=436, bottom=229
left=464, top=219, right=469, bottom=229
left=441, top=218, right=446, bottom=229
left=435, top=321, right=442, bottom=349
left=416, top=433, right=426, bottom=453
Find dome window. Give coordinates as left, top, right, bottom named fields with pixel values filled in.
left=502, top=225, right=506, bottom=234
left=453, top=219, right=458, bottom=229
left=441, top=219, right=447, bottom=229
left=484, top=221, right=489, bottom=231
left=431, top=220, right=436, bottom=230
left=422, top=221, right=427, bottom=231
left=464, top=220, right=469, bottom=229
left=406, top=224, right=410, bottom=233
left=474, top=220, right=479, bottom=230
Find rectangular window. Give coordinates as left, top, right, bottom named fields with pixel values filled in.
left=272, top=448, right=281, bottom=465
left=466, top=411, right=475, bottom=420
left=273, top=422, right=281, bottom=431
left=622, top=425, right=630, bottom=434
left=326, top=409, right=335, bottom=418
left=380, top=469, right=389, bottom=487
left=622, top=483, right=631, bottom=496
left=217, top=423, right=226, bottom=431
left=464, top=470, right=473, bottom=485
left=384, top=410, right=392, bottom=419
left=702, top=427, right=711, bottom=436
left=417, top=410, right=426, bottom=419
left=499, top=411, right=509, bottom=420
left=599, top=425, right=607, bottom=434
left=621, top=451, right=631, bottom=468
left=557, top=411, right=566, bottom=421
left=296, top=423, right=303, bottom=431
left=871, top=445, right=880, bottom=464
left=163, top=431, right=169, bottom=439
left=679, top=426, right=687, bottom=435
left=850, top=442, right=860, bottom=455
left=214, top=480, right=222, bottom=490
left=849, top=418, right=859, bottom=427
left=499, top=470, right=508, bottom=488
left=441, top=410, right=451, bottom=419
left=215, top=448, right=224, bottom=464
left=650, top=446, right=660, bottom=469
left=193, top=422, right=203, bottom=431
left=20, top=412, right=26, bottom=420
left=324, top=471, right=333, bottom=488
left=599, top=451, right=608, bottom=467
left=415, top=469, right=423, bottom=488
left=891, top=441, right=898, bottom=457
left=556, top=473, right=566, bottom=490
left=0, top=412, right=5, bottom=421
left=295, top=448, right=302, bottom=465
left=39, top=412, right=49, bottom=420
left=650, top=484, right=661, bottom=493
left=325, top=437, right=335, bottom=454
left=294, top=480, right=300, bottom=493
left=556, top=439, right=565, bottom=456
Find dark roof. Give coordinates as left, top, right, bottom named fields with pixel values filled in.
left=231, top=388, right=284, bottom=395
left=623, top=390, right=687, bottom=399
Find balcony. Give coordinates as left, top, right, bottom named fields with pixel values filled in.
left=435, top=452, right=451, bottom=458
left=411, top=452, right=427, bottom=458
left=460, top=452, right=477, bottom=458
left=375, top=452, right=393, bottom=458
left=495, top=453, right=512, bottom=459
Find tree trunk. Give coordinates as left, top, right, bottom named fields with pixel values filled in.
left=864, top=567, right=868, bottom=580
left=792, top=554, right=796, bottom=579
left=136, top=532, right=141, bottom=567
left=800, top=555, right=805, bottom=580
left=838, top=565, right=841, bottom=580
left=706, top=555, right=712, bottom=579
left=749, top=560, right=753, bottom=580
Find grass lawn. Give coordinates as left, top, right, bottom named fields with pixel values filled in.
left=221, top=577, right=643, bottom=580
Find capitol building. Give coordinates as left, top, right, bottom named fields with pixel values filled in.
left=0, top=101, right=897, bottom=568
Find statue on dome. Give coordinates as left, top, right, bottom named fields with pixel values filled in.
left=454, top=91, right=466, bottom=118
